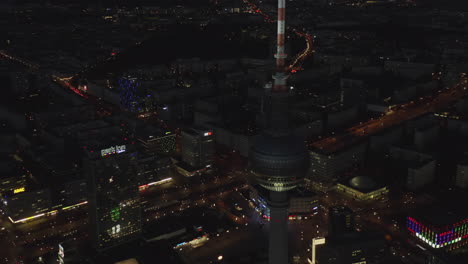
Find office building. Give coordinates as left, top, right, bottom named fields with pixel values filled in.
left=407, top=208, right=468, bottom=250
left=83, top=138, right=141, bottom=251
left=289, top=188, right=319, bottom=217
left=311, top=206, right=392, bottom=263
left=3, top=188, right=52, bottom=223
left=137, top=155, right=172, bottom=190
left=0, top=156, right=28, bottom=194
left=181, top=127, right=215, bottom=169
left=314, top=232, right=388, bottom=264
left=328, top=206, right=355, bottom=238
left=136, top=127, right=176, bottom=156
left=389, top=146, right=436, bottom=190
left=311, top=206, right=392, bottom=264
left=62, top=179, right=87, bottom=206
left=309, top=141, right=367, bottom=182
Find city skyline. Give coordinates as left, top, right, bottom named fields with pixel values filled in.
left=0, top=0, right=468, bottom=264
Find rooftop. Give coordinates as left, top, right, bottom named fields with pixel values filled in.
left=0, top=156, right=25, bottom=180
left=412, top=204, right=468, bottom=227
left=136, top=124, right=172, bottom=140
left=339, top=175, right=386, bottom=193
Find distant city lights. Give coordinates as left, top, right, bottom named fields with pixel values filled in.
left=138, top=178, right=173, bottom=191
left=13, top=187, right=26, bottom=194
left=8, top=201, right=88, bottom=224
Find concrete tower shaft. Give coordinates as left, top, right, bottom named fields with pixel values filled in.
left=268, top=191, right=289, bottom=264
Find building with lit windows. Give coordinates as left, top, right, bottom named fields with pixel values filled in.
left=3, top=188, right=52, bottom=223
left=309, top=141, right=367, bottom=183
left=0, top=157, right=28, bottom=194
left=328, top=206, right=355, bottom=238
left=335, top=176, right=389, bottom=201
left=116, top=76, right=156, bottom=113
left=310, top=205, right=395, bottom=263
left=84, top=141, right=141, bottom=251
left=180, top=127, right=215, bottom=169
left=313, top=231, right=389, bottom=264
left=0, top=154, right=89, bottom=224
left=137, top=155, right=173, bottom=190
left=407, top=209, right=468, bottom=250
left=136, top=127, right=176, bottom=156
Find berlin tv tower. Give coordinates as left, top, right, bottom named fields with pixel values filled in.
left=249, top=0, right=310, bottom=264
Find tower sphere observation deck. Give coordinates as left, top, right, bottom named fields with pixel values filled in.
left=249, top=132, right=310, bottom=192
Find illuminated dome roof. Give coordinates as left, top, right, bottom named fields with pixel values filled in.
left=249, top=133, right=310, bottom=192
left=349, top=176, right=377, bottom=191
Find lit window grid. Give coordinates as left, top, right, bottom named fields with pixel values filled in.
left=157, top=135, right=176, bottom=153
left=118, top=77, right=141, bottom=112
left=406, top=217, right=468, bottom=248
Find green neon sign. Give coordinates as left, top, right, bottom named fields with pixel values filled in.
left=110, top=207, right=120, bottom=222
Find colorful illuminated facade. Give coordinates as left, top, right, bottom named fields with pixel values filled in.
left=407, top=216, right=468, bottom=250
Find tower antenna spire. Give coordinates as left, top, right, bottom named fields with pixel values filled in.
left=270, top=0, right=289, bottom=131
left=273, top=0, right=287, bottom=91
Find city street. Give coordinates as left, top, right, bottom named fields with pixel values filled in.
left=0, top=170, right=246, bottom=262
left=312, top=75, right=468, bottom=152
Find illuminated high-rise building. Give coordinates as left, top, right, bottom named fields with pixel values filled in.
left=84, top=142, right=141, bottom=251
left=136, top=128, right=176, bottom=156
left=181, top=127, right=215, bottom=169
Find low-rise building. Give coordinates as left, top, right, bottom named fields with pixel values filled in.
left=335, top=176, right=389, bottom=201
